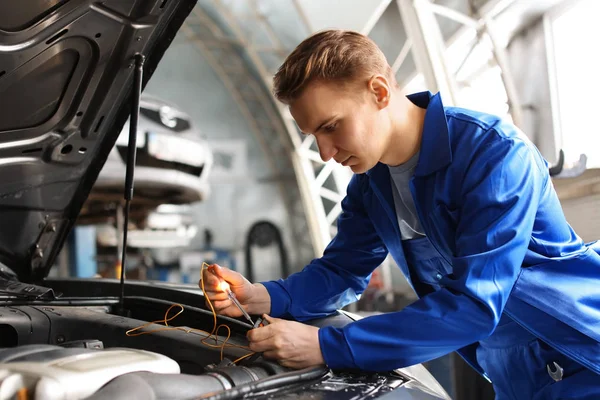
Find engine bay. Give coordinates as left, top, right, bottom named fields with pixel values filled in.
left=0, top=291, right=414, bottom=400
left=0, top=271, right=430, bottom=400
left=0, top=300, right=296, bottom=399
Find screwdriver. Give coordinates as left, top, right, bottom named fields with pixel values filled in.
left=209, top=268, right=254, bottom=326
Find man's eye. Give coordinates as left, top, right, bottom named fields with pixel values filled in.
left=324, top=123, right=337, bottom=132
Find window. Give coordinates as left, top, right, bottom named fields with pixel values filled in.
left=546, top=0, right=600, bottom=167
left=446, top=31, right=511, bottom=120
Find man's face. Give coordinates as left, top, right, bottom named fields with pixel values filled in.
left=289, top=80, right=390, bottom=174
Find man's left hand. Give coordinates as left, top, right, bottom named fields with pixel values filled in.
left=246, top=315, right=325, bottom=369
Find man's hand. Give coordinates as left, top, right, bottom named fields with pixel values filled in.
left=247, top=315, right=325, bottom=369
left=199, top=264, right=271, bottom=317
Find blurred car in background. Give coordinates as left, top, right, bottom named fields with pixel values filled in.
left=77, top=95, right=212, bottom=270
left=79, top=94, right=212, bottom=225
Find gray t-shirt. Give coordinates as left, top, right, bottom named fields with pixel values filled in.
left=388, top=153, right=425, bottom=240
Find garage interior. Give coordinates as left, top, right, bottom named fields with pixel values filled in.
left=30, top=0, right=599, bottom=398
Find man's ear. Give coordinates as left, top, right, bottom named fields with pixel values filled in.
left=368, top=75, right=391, bottom=109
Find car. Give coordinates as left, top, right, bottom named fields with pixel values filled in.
left=0, top=1, right=450, bottom=399
left=76, top=94, right=211, bottom=257
left=78, top=94, right=210, bottom=273
left=79, top=93, right=212, bottom=224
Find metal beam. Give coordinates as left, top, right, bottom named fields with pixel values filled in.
left=392, top=37, right=413, bottom=74
left=418, top=0, right=524, bottom=127
left=361, top=0, right=393, bottom=35
left=482, top=16, right=523, bottom=127
left=397, top=0, right=459, bottom=105
left=428, top=3, right=479, bottom=28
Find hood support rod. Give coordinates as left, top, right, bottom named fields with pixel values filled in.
left=118, top=53, right=145, bottom=316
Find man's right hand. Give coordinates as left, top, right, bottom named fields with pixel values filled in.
left=200, top=264, right=271, bottom=317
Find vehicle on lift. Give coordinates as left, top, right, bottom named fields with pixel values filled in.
left=0, top=1, right=450, bottom=399
left=77, top=94, right=211, bottom=267
left=89, top=93, right=212, bottom=210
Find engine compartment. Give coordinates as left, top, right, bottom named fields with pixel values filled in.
left=0, top=300, right=302, bottom=399
left=0, top=343, right=295, bottom=400
left=0, top=303, right=252, bottom=373
left=0, top=278, right=423, bottom=400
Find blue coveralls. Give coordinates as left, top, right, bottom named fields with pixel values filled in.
left=262, top=92, right=600, bottom=398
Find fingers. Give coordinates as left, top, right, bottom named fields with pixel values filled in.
left=247, top=323, right=290, bottom=363
left=208, top=264, right=245, bottom=287
left=203, top=282, right=231, bottom=302
left=203, top=288, right=228, bottom=301
left=249, top=335, right=278, bottom=353
left=246, top=321, right=274, bottom=343
left=211, top=299, right=233, bottom=313
left=246, top=320, right=324, bottom=370
left=262, top=314, right=277, bottom=324
left=199, top=269, right=221, bottom=290
left=199, top=264, right=248, bottom=317
left=204, top=298, right=242, bottom=317
left=200, top=264, right=244, bottom=293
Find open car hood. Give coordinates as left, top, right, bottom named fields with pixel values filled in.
left=0, top=0, right=197, bottom=282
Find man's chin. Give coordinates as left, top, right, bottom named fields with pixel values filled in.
left=349, top=163, right=367, bottom=174
left=349, top=159, right=378, bottom=174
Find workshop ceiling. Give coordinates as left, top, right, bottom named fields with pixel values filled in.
left=185, top=0, right=566, bottom=113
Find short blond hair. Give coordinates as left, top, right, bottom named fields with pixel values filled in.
left=272, top=30, right=393, bottom=104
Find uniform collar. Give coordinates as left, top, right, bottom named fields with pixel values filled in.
left=407, top=91, right=452, bottom=177
left=366, top=91, right=451, bottom=179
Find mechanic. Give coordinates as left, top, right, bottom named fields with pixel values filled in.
left=201, top=30, right=600, bottom=399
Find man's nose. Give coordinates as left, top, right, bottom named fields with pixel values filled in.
left=316, top=136, right=337, bottom=162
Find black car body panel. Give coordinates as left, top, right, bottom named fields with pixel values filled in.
left=0, top=0, right=196, bottom=282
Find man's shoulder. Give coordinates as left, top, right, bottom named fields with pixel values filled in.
left=443, top=107, right=547, bottom=175
left=445, top=106, right=502, bottom=130
left=444, top=106, right=528, bottom=145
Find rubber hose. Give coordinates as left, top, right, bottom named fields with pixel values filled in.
left=197, top=366, right=330, bottom=400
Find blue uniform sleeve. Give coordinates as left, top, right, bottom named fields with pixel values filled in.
left=319, top=133, right=547, bottom=370
left=261, top=174, right=388, bottom=321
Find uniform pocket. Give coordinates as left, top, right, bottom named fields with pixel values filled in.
left=403, top=237, right=452, bottom=287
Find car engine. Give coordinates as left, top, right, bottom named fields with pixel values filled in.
left=0, top=303, right=299, bottom=400
left=0, top=343, right=292, bottom=400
